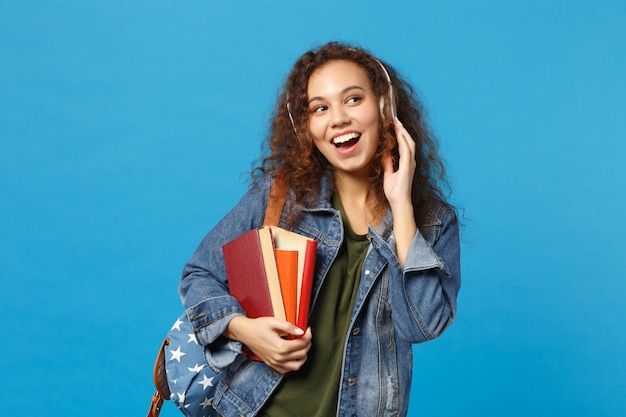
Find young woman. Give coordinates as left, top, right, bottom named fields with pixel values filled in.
left=179, top=41, right=461, bottom=417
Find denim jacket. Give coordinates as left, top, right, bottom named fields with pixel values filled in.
left=179, top=176, right=461, bottom=417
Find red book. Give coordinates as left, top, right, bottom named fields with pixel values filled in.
left=297, top=239, right=317, bottom=331
left=222, top=228, right=275, bottom=319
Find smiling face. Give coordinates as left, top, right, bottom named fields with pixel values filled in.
left=307, top=60, right=381, bottom=178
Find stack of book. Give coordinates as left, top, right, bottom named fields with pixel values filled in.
left=223, top=226, right=317, bottom=332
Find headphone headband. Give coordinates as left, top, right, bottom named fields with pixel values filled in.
left=373, top=58, right=397, bottom=120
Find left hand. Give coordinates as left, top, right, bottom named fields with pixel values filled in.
left=382, top=118, right=416, bottom=207
left=382, top=118, right=418, bottom=268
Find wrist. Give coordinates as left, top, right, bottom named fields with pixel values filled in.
left=389, top=200, right=414, bottom=219
left=224, top=315, right=248, bottom=342
left=390, top=201, right=416, bottom=268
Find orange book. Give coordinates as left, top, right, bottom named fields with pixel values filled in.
left=275, top=249, right=298, bottom=324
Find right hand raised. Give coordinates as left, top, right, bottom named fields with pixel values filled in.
left=225, top=316, right=312, bottom=374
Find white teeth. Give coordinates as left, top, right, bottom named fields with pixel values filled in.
left=333, top=132, right=360, bottom=145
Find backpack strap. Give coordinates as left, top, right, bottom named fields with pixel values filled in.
left=147, top=337, right=171, bottom=417
left=263, top=177, right=288, bottom=227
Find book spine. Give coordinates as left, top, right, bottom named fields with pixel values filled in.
left=296, top=239, right=317, bottom=331
left=258, top=226, right=286, bottom=321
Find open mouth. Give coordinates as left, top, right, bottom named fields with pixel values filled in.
left=333, top=132, right=361, bottom=149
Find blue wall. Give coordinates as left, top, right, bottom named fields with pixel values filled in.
left=1, top=1, right=624, bottom=416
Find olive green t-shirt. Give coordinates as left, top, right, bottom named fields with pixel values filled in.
left=259, top=193, right=370, bottom=417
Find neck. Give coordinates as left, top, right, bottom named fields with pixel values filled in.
left=334, top=171, right=371, bottom=203
left=334, top=171, right=380, bottom=234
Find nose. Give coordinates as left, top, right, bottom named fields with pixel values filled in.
left=329, top=105, right=350, bottom=128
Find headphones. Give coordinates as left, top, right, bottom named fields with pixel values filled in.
left=373, top=58, right=397, bottom=120
left=287, top=57, right=397, bottom=136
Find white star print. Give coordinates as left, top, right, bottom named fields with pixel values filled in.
left=164, top=314, right=219, bottom=416
left=171, top=318, right=184, bottom=331
left=198, top=374, right=214, bottom=390
left=199, top=396, right=213, bottom=409
left=169, top=346, right=186, bottom=363
left=188, top=363, right=205, bottom=373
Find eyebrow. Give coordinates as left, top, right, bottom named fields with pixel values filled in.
left=307, top=85, right=366, bottom=105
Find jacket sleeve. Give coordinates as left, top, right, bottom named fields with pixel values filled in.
left=389, top=207, right=461, bottom=343
left=178, top=180, right=270, bottom=371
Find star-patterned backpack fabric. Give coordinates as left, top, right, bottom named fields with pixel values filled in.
left=147, top=312, right=219, bottom=417
left=165, top=312, right=219, bottom=416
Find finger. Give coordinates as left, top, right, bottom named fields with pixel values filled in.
left=284, top=356, right=309, bottom=372
left=393, top=119, right=409, bottom=158
left=269, top=318, right=306, bottom=338
left=278, top=345, right=310, bottom=369
left=290, top=326, right=306, bottom=337
left=394, top=119, right=416, bottom=168
left=273, top=355, right=308, bottom=373
left=394, top=118, right=415, bottom=153
left=278, top=345, right=310, bottom=363
left=266, top=341, right=311, bottom=373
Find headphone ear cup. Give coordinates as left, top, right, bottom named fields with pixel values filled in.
left=388, top=86, right=397, bottom=120
left=379, top=96, right=386, bottom=119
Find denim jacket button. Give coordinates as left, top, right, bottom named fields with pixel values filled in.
left=348, top=377, right=356, bottom=386
left=352, top=327, right=360, bottom=336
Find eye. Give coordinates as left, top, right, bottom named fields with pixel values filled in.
left=346, top=95, right=363, bottom=105
left=311, top=104, right=328, bottom=113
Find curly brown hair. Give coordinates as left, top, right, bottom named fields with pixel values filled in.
left=254, top=41, right=451, bottom=229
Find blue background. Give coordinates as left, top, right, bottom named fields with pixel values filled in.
left=1, top=1, right=625, bottom=416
